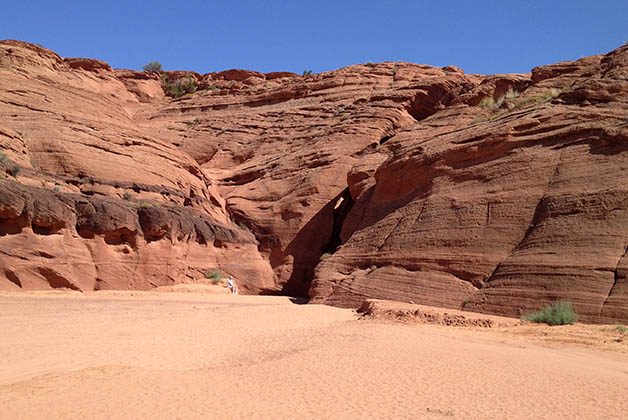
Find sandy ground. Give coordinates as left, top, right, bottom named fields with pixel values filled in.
left=1, top=291, right=628, bottom=420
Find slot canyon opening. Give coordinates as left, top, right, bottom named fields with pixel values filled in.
left=322, top=187, right=355, bottom=255
left=277, top=188, right=355, bottom=298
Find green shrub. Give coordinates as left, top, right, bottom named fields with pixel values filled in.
left=302, top=70, right=313, bottom=77
left=204, top=269, right=222, bottom=284
left=142, top=61, right=163, bottom=72
left=479, top=95, right=507, bottom=110
left=494, top=95, right=505, bottom=108
left=478, top=97, right=495, bottom=109
left=523, top=301, right=577, bottom=326
left=161, top=74, right=197, bottom=98
left=617, top=324, right=627, bottom=333
left=540, top=88, right=561, bottom=101
left=513, top=96, right=539, bottom=108
left=512, top=89, right=561, bottom=110
left=123, top=192, right=132, bottom=200
left=207, top=85, right=220, bottom=91
left=0, top=152, right=8, bottom=163
left=490, top=110, right=506, bottom=121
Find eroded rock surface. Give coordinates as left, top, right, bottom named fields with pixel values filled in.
left=309, top=46, right=628, bottom=323
left=1, top=39, right=627, bottom=322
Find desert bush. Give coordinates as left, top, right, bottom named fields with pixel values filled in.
left=123, top=192, right=132, bottom=200
left=142, top=61, right=163, bottom=72
left=513, top=96, right=539, bottom=108
left=478, top=97, right=495, bottom=109
left=302, top=70, right=313, bottom=77
left=489, top=110, right=507, bottom=121
left=207, top=85, right=220, bottom=91
left=320, top=252, right=331, bottom=261
left=523, top=301, right=577, bottom=326
left=540, top=88, right=561, bottom=101
left=512, top=89, right=561, bottom=110
left=204, top=269, right=222, bottom=284
left=479, top=95, right=507, bottom=110
left=162, top=75, right=197, bottom=98
left=617, top=324, right=627, bottom=333
left=494, top=95, right=505, bottom=108
left=0, top=152, right=8, bottom=163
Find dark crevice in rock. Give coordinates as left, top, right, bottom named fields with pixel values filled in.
left=222, top=169, right=265, bottom=186
left=32, top=224, right=60, bottom=235
left=0, top=214, right=28, bottom=235
left=405, top=103, right=437, bottom=123
left=38, top=267, right=79, bottom=290
left=322, top=188, right=355, bottom=254
left=277, top=188, right=355, bottom=298
left=76, top=225, right=95, bottom=239
left=5, top=269, right=21, bottom=288
left=377, top=216, right=404, bottom=253
left=104, top=229, right=137, bottom=248
left=379, top=134, right=393, bottom=145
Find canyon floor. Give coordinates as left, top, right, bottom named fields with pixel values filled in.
left=1, top=291, right=627, bottom=420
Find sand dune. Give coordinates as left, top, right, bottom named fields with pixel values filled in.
left=1, top=291, right=627, bottom=419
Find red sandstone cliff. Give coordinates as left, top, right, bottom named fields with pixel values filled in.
left=1, top=40, right=627, bottom=322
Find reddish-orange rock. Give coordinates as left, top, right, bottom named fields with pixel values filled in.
left=1, top=39, right=628, bottom=323
left=310, top=47, right=628, bottom=323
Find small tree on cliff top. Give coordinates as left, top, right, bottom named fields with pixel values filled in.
left=142, top=61, right=163, bottom=72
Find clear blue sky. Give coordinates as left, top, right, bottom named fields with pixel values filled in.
left=3, top=1, right=627, bottom=75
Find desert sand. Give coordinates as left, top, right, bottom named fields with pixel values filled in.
left=1, top=290, right=628, bottom=420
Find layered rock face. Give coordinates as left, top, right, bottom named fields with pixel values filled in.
left=1, top=40, right=627, bottom=322
left=309, top=48, right=628, bottom=323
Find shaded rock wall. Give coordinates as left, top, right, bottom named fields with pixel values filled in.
left=0, top=179, right=271, bottom=292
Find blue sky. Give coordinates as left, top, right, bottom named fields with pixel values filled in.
left=3, top=1, right=627, bottom=75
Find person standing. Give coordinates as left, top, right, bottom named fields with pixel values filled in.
left=226, top=276, right=237, bottom=295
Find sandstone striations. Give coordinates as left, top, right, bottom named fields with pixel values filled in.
left=1, top=39, right=627, bottom=322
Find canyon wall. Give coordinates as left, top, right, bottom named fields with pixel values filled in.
left=1, top=40, right=627, bottom=322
